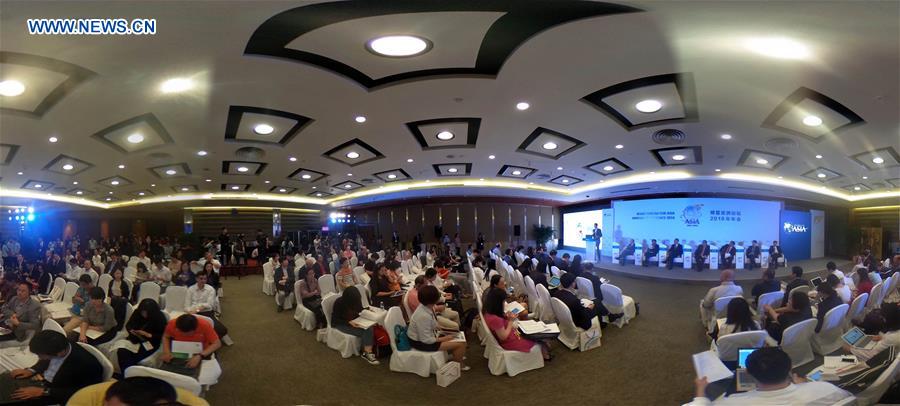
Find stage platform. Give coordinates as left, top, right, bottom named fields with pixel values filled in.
left=557, top=250, right=850, bottom=285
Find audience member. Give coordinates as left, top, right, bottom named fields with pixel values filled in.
left=68, top=376, right=207, bottom=406
left=74, top=287, right=117, bottom=345
left=160, top=314, right=222, bottom=378
left=298, top=266, right=325, bottom=328
left=553, top=273, right=598, bottom=330
left=174, top=261, right=196, bottom=287
left=0, top=282, right=41, bottom=342
left=335, top=257, right=357, bottom=291
left=274, top=258, right=295, bottom=312
left=700, top=270, right=743, bottom=326
left=854, top=267, right=874, bottom=297
left=780, top=266, right=808, bottom=307
left=483, top=287, right=550, bottom=360
left=827, top=273, right=851, bottom=304
left=407, top=285, right=468, bottom=370
left=330, top=287, right=379, bottom=365
left=713, top=297, right=759, bottom=340
left=114, top=299, right=167, bottom=374
left=107, top=267, right=130, bottom=304
left=5, top=330, right=104, bottom=404
left=848, top=303, right=900, bottom=361
left=64, top=274, right=96, bottom=332
left=185, top=272, right=230, bottom=343
left=764, top=290, right=813, bottom=342
left=814, top=282, right=842, bottom=333
left=750, top=268, right=780, bottom=306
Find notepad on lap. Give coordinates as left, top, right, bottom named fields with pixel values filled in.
left=171, top=340, right=203, bottom=359
left=85, top=329, right=104, bottom=339
left=504, top=301, right=525, bottom=315
left=580, top=298, right=593, bottom=308
left=692, top=351, right=733, bottom=382
left=350, top=317, right=377, bottom=329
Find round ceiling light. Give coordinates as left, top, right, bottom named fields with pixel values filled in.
left=512, top=170, right=522, bottom=176
left=603, top=165, right=615, bottom=171
left=301, top=174, right=312, bottom=179
left=720, top=134, right=732, bottom=140
left=516, top=102, right=530, bottom=111
left=615, top=144, right=624, bottom=149
left=407, top=158, right=414, bottom=163
left=635, top=99, right=662, bottom=113
left=672, top=154, right=686, bottom=161
left=279, top=188, right=287, bottom=193
left=33, top=184, right=42, bottom=188
left=231, top=186, right=240, bottom=190
left=106, top=198, right=112, bottom=201
left=366, top=35, right=431, bottom=57
left=117, top=164, right=125, bottom=169
left=346, top=151, right=360, bottom=159
left=254, top=124, right=274, bottom=135
left=110, top=181, right=120, bottom=186
left=236, top=166, right=249, bottom=173
left=150, top=184, right=156, bottom=187
left=542, top=142, right=558, bottom=150
left=743, top=37, right=810, bottom=60
left=815, top=154, right=823, bottom=159
left=755, top=158, right=769, bottom=165
left=436, top=131, right=454, bottom=141
left=355, top=116, right=366, bottom=123
left=127, top=133, right=144, bottom=144
left=344, top=184, right=352, bottom=188
left=561, top=179, right=570, bottom=183
left=802, top=115, right=823, bottom=127
left=863, top=176, right=868, bottom=179
left=165, top=169, right=177, bottom=175
left=16, top=172, right=22, bottom=175
left=197, top=150, right=208, bottom=156
left=854, top=186, right=861, bottom=191
left=72, top=181, right=78, bottom=185
left=181, top=187, right=189, bottom=191
left=0, top=80, right=26, bottom=97
left=447, top=168, right=458, bottom=173
left=715, top=169, right=722, bottom=172
left=817, top=173, right=827, bottom=178
left=346, top=173, right=353, bottom=177
left=138, top=192, right=145, bottom=196
left=76, top=191, right=83, bottom=195
left=289, top=157, right=297, bottom=162
left=872, top=157, right=885, bottom=164
left=205, top=179, right=212, bottom=182
left=556, top=166, right=563, bottom=170
left=316, top=193, right=323, bottom=197
left=48, top=137, right=58, bottom=143
left=387, top=174, right=397, bottom=179
left=62, top=164, right=74, bottom=171
left=160, top=78, right=194, bottom=93
left=488, top=155, right=495, bottom=160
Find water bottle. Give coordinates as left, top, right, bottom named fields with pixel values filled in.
left=379, top=301, right=385, bottom=310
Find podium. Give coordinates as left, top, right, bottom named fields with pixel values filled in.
left=584, top=237, right=597, bottom=262
left=634, top=243, right=643, bottom=266
left=736, top=246, right=745, bottom=269
left=611, top=242, right=620, bottom=262
left=710, top=246, right=719, bottom=270
left=683, top=246, right=693, bottom=269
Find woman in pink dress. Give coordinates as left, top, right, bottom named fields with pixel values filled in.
left=482, top=288, right=550, bottom=359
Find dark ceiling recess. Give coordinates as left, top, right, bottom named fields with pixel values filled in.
left=651, top=129, right=686, bottom=145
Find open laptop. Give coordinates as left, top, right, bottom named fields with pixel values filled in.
left=548, top=275, right=560, bottom=288
left=811, top=277, right=823, bottom=287
left=842, top=327, right=877, bottom=349
left=735, top=348, right=759, bottom=392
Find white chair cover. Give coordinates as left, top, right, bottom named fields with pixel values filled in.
left=97, top=302, right=134, bottom=355
left=137, top=282, right=161, bottom=304
left=97, top=274, right=113, bottom=298
left=535, top=284, right=556, bottom=323
left=62, top=282, right=79, bottom=303
left=549, top=266, right=561, bottom=278
left=262, top=262, right=275, bottom=296
left=43, top=318, right=65, bottom=334
left=845, top=293, right=868, bottom=328
left=868, top=282, right=885, bottom=311
left=477, top=309, right=544, bottom=376
left=523, top=276, right=540, bottom=317
left=88, top=269, right=99, bottom=285
left=550, top=297, right=601, bottom=351
left=756, top=291, right=784, bottom=316
left=293, top=280, right=316, bottom=331
left=812, top=304, right=849, bottom=355
left=124, top=267, right=137, bottom=281
left=50, top=277, right=66, bottom=301
left=600, top=284, right=637, bottom=327
left=788, top=285, right=810, bottom=299
left=385, top=307, right=447, bottom=377
left=402, top=290, right=414, bottom=317
left=780, top=319, right=817, bottom=368
left=322, top=294, right=360, bottom=358
left=163, top=286, right=188, bottom=313
left=854, top=356, right=900, bottom=406
left=352, top=266, right=366, bottom=281
left=711, top=330, right=774, bottom=361
left=574, top=277, right=595, bottom=300
left=355, top=284, right=369, bottom=307
left=705, top=295, right=742, bottom=333
left=76, top=342, right=114, bottom=381
left=125, top=365, right=202, bottom=396
left=319, top=274, right=336, bottom=297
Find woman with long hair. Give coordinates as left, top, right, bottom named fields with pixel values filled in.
left=483, top=287, right=550, bottom=360
left=331, top=286, right=379, bottom=365
left=764, top=290, right=813, bottom=342
left=114, top=298, right=168, bottom=374
left=715, top=297, right=759, bottom=340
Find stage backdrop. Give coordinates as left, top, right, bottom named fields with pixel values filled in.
left=612, top=198, right=781, bottom=249
left=780, top=210, right=812, bottom=261
left=561, top=209, right=603, bottom=249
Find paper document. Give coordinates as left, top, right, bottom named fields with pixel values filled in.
left=171, top=340, right=203, bottom=359
left=85, top=329, right=104, bottom=339
left=692, top=351, right=733, bottom=382
left=350, top=317, right=377, bottom=329
left=359, top=308, right=385, bottom=322
left=518, top=320, right=560, bottom=335
left=580, top=298, right=593, bottom=308
left=447, top=331, right=466, bottom=343
left=504, top=301, right=525, bottom=315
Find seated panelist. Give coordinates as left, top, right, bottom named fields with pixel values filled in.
left=665, top=239, right=683, bottom=270
left=617, top=239, right=635, bottom=266
left=693, top=240, right=709, bottom=272
left=642, top=239, right=659, bottom=267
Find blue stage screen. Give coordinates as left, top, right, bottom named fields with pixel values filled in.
left=562, top=209, right=603, bottom=249
left=779, top=210, right=811, bottom=261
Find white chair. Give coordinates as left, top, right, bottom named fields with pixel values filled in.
left=352, top=266, right=366, bottom=281
left=125, top=365, right=202, bottom=396
left=293, top=280, right=316, bottom=331
left=62, top=282, right=79, bottom=304
left=319, top=274, right=336, bottom=297
left=477, top=310, right=544, bottom=376
left=77, top=342, right=114, bottom=381
left=882, top=276, right=895, bottom=303
left=550, top=297, right=601, bottom=351
left=321, top=294, right=360, bottom=358
left=780, top=319, right=817, bottom=368
left=402, top=290, right=414, bottom=317
left=384, top=307, right=447, bottom=377
left=788, top=285, right=810, bottom=299
left=50, top=277, right=66, bottom=301
left=549, top=266, right=561, bottom=278
left=600, top=284, right=637, bottom=327
left=845, top=293, right=869, bottom=328
left=87, top=269, right=99, bottom=285
left=535, top=284, right=556, bottom=323
left=163, top=286, right=188, bottom=313
left=137, top=282, right=161, bottom=304
left=97, top=274, right=112, bottom=298
left=756, top=291, right=784, bottom=317
left=705, top=295, right=742, bottom=333
left=812, top=304, right=850, bottom=355
left=262, top=262, right=275, bottom=296
left=97, top=302, right=134, bottom=355
left=854, top=356, right=900, bottom=406
left=867, top=282, right=885, bottom=311
left=711, top=330, right=773, bottom=362
left=355, top=284, right=369, bottom=307
left=124, top=267, right=137, bottom=282
left=574, top=277, right=595, bottom=300
left=43, top=318, right=65, bottom=334
left=523, top=276, right=540, bottom=317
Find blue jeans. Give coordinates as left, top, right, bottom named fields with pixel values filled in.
left=334, top=323, right=374, bottom=347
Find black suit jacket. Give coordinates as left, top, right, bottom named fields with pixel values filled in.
left=668, top=243, right=683, bottom=258
left=553, top=289, right=593, bottom=330
left=747, top=246, right=761, bottom=257
left=721, top=245, right=736, bottom=261
left=621, top=243, right=635, bottom=256
left=32, top=343, right=104, bottom=404
left=274, top=266, right=295, bottom=293
left=769, top=245, right=782, bottom=256
left=646, top=244, right=659, bottom=257
left=695, top=244, right=709, bottom=258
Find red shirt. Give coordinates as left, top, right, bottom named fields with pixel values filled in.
left=165, top=317, right=218, bottom=351
left=857, top=280, right=874, bottom=296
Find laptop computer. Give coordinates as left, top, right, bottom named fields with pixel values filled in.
left=735, top=348, right=759, bottom=392
left=842, top=327, right=877, bottom=349
left=811, top=277, right=823, bottom=287
left=548, top=276, right=560, bottom=288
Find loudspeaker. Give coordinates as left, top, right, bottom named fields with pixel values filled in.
left=513, top=225, right=521, bottom=237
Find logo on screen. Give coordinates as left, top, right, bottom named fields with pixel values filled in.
left=681, top=204, right=703, bottom=227
left=783, top=222, right=807, bottom=233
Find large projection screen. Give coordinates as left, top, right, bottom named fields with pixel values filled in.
left=612, top=198, right=780, bottom=247
left=562, top=209, right=603, bottom=249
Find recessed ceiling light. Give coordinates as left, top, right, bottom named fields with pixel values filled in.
left=720, top=134, right=732, bottom=140
left=777, top=176, right=783, bottom=179
left=542, top=142, right=558, bottom=150
left=312, top=186, right=317, bottom=189
left=138, top=192, right=145, bottom=196
left=814, top=154, right=823, bottom=159
left=488, top=155, right=495, bottom=160
left=556, top=166, right=563, bottom=170
left=756, top=158, right=769, bottom=165
left=72, top=181, right=78, bottom=185
left=862, top=176, right=869, bottom=180
left=48, top=137, right=58, bottom=143
left=236, top=166, right=249, bottom=173
left=181, top=187, right=189, bottom=191
left=743, top=37, right=810, bottom=60
left=264, top=180, right=270, bottom=184
left=387, top=174, right=397, bottom=179
left=279, top=188, right=287, bottom=192
left=615, top=144, right=624, bottom=149
left=512, top=170, right=522, bottom=176
left=105, top=198, right=112, bottom=201
left=231, top=186, right=240, bottom=190
left=110, top=181, right=120, bottom=186
left=16, top=172, right=23, bottom=175
left=407, top=158, right=414, bottom=163
left=671, top=154, right=686, bottom=161
left=817, top=173, right=827, bottom=178
left=366, top=35, right=430, bottom=57
left=344, top=184, right=352, bottom=188
left=117, top=164, right=125, bottom=169
left=165, top=169, right=177, bottom=175
left=254, top=124, right=274, bottom=135
left=355, top=116, right=366, bottom=123
left=0, top=80, right=26, bottom=97
left=126, top=133, right=144, bottom=144
left=603, top=165, right=615, bottom=171
left=635, top=99, right=662, bottom=113
left=33, top=184, right=42, bottom=188
left=516, top=102, right=530, bottom=111
left=76, top=191, right=83, bottom=195
left=197, top=150, right=208, bottom=156
left=160, top=78, right=194, bottom=93
left=62, top=164, right=74, bottom=171
left=872, top=157, right=885, bottom=164
left=436, top=131, right=454, bottom=141
left=561, top=179, right=569, bottom=183
left=425, top=180, right=431, bottom=183
left=316, top=193, right=323, bottom=197
left=301, top=174, right=312, bottom=180
left=205, top=179, right=212, bottom=182
left=346, top=151, right=360, bottom=159
left=289, top=157, right=297, bottom=162
left=108, top=191, right=114, bottom=195
left=346, top=173, right=353, bottom=177
left=650, top=171, right=656, bottom=174
left=802, top=115, right=823, bottom=127
left=480, top=178, right=485, bottom=181
left=150, top=184, right=156, bottom=187
left=854, top=186, right=861, bottom=191
left=447, top=168, right=458, bottom=173
left=715, top=169, right=722, bottom=172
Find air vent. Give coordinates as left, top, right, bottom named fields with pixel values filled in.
left=610, top=187, right=651, bottom=194
left=234, top=147, right=265, bottom=160
left=535, top=174, right=551, bottom=179
left=871, top=182, right=885, bottom=188
left=651, top=129, right=686, bottom=145
left=361, top=178, right=375, bottom=183
left=764, top=137, right=798, bottom=151
left=53, top=187, right=66, bottom=192
left=727, top=186, right=774, bottom=192
left=147, top=152, right=173, bottom=160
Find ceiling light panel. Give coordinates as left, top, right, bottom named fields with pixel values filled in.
left=548, top=175, right=583, bottom=186
left=224, top=106, right=313, bottom=146
left=221, top=160, right=266, bottom=176
left=288, top=167, right=328, bottom=183
left=497, top=165, right=536, bottom=179
left=762, top=87, right=864, bottom=143
left=129, top=189, right=155, bottom=198
left=0, top=52, right=96, bottom=117
left=90, top=113, right=174, bottom=154
left=406, top=118, right=481, bottom=150
left=432, top=163, right=472, bottom=177
left=308, top=191, right=332, bottom=198
left=322, top=138, right=384, bottom=167
left=849, top=147, right=900, bottom=171
left=842, top=183, right=872, bottom=193
left=373, top=169, right=411, bottom=183
left=801, top=167, right=843, bottom=183
left=148, top=162, right=192, bottom=178
left=581, top=73, right=698, bottom=130
left=220, top=184, right=249, bottom=192
left=66, top=188, right=93, bottom=197
left=517, top=127, right=585, bottom=160
left=650, top=146, right=703, bottom=166
left=20, top=180, right=55, bottom=191
left=736, top=149, right=789, bottom=171
left=584, top=158, right=632, bottom=176
left=96, top=176, right=133, bottom=188
left=333, top=180, right=364, bottom=191
left=42, top=154, right=94, bottom=175
left=269, top=186, right=297, bottom=194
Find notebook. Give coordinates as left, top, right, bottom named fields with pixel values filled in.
left=691, top=351, right=732, bottom=382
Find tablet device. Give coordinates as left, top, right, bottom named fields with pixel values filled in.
left=548, top=276, right=560, bottom=288
left=842, top=327, right=877, bottom=349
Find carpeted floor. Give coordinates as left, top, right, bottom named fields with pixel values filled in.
left=203, top=261, right=851, bottom=406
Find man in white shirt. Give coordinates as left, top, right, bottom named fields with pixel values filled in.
left=194, top=252, right=221, bottom=274
left=184, top=272, right=232, bottom=345
left=689, top=347, right=851, bottom=405
left=700, top=270, right=744, bottom=326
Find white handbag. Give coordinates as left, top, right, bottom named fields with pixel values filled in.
left=436, top=361, right=461, bottom=387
